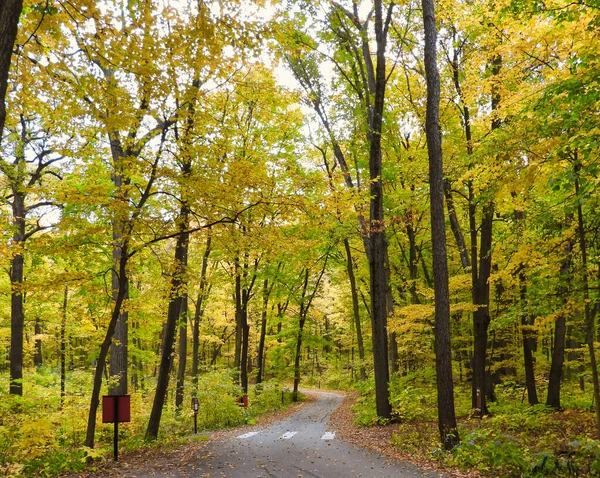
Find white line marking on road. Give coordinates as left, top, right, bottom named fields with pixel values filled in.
left=321, top=432, right=336, bottom=440
left=237, top=431, right=260, bottom=439
left=280, top=431, right=297, bottom=439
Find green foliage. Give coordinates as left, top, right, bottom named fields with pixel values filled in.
left=0, top=368, right=302, bottom=476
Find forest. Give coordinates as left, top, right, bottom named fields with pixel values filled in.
left=1, top=0, right=600, bottom=476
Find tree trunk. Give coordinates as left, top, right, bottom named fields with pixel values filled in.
left=519, top=270, right=539, bottom=405
left=85, top=244, right=130, bottom=448
left=293, top=270, right=310, bottom=402
left=443, top=179, right=470, bottom=270
left=9, top=190, right=25, bottom=395
left=546, top=218, right=573, bottom=409
left=422, top=0, right=460, bottom=448
left=0, top=0, right=22, bottom=138
left=256, top=279, right=269, bottom=385
left=33, top=318, right=42, bottom=368
left=60, top=286, right=68, bottom=407
left=234, top=258, right=243, bottom=372
left=471, top=205, right=493, bottom=416
left=109, top=158, right=129, bottom=396
left=240, top=299, right=250, bottom=394
left=192, top=233, right=211, bottom=388
left=344, top=239, right=366, bottom=381
left=146, top=208, right=189, bottom=439
left=368, top=0, right=393, bottom=420
left=175, top=292, right=189, bottom=409
left=574, top=160, right=600, bottom=437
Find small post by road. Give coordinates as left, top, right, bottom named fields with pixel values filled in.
left=102, top=395, right=131, bottom=461
left=192, top=397, right=199, bottom=434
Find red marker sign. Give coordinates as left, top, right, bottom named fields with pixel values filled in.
left=102, top=395, right=131, bottom=423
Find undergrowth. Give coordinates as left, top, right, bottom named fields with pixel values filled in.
left=352, top=372, right=600, bottom=477
left=0, top=367, right=296, bottom=477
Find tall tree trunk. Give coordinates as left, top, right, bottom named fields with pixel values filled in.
left=146, top=208, right=189, bottom=439
left=109, top=157, right=129, bottom=396
left=175, top=292, right=189, bottom=409
left=0, top=0, right=22, bottom=138
left=368, top=0, right=393, bottom=420
left=293, top=258, right=328, bottom=401
left=546, top=216, right=574, bottom=409
left=240, top=298, right=250, bottom=394
left=9, top=190, right=25, bottom=395
left=174, top=199, right=191, bottom=410
left=472, top=204, right=493, bottom=415
left=519, top=270, right=538, bottom=405
left=234, top=258, right=243, bottom=371
left=85, top=244, right=130, bottom=448
left=256, top=279, right=270, bottom=385
left=443, top=179, right=470, bottom=270
left=192, top=233, right=211, bottom=389
left=422, top=0, right=459, bottom=448
left=60, top=286, right=68, bottom=407
left=574, top=160, right=600, bottom=437
left=344, top=239, right=366, bottom=381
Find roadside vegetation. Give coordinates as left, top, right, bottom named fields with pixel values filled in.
left=2, top=1, right=600, bottom=477
left=0, top=369, right=298, bottom=476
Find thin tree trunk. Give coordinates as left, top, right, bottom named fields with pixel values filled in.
left=175, top=292, right=189, bottom=409
left=9, top=190, right=25, bottom=395
left=192, top=233, right=211, bottom=389
left=574, top=160, right=600, bottom=437
left=519, top=271, right=538, bottom=405
left=256, top=279, right=270, bottom=385
left=234, top=257, right=242, bottom=371
left=60, top=286, right=68, bottom=407
left=422, top=0, right=459, bottom=448
left=546, top=216, right=574, bottom=409
left=344, top=239, right=366, bottom=381
left=146, top=207, right=189, bottom=439
left=34, top=318, right=42, bottom=368
left=293, top=258, right=329, bottom=401
left=85, top=243, right=130, bottom=448
left=443, top=179, right=470, bottom=270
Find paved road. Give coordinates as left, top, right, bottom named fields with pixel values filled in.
left=190, top=390, right=439, bottom=478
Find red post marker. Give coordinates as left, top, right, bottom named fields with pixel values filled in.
left=102, top=395, right=130, bottom=461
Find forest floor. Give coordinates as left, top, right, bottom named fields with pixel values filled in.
left=329, top=392, right=474, bottom=478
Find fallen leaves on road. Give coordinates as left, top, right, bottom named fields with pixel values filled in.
left=330, top=392, right=478, bottom=478
left=67, top=399, right=312, bottom=477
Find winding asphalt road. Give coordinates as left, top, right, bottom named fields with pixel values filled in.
left=190, top=390, right=440, bottom=478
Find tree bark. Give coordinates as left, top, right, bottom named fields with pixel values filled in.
left=444, top=179, right=470, bottom=270
left=421, top=0, right=460, bottom=448
left=85, top=243, right=130, bottom=448
left=344, top=239, right=366, bottom=381
left=256, top=277, right=273, bottom=385
left=293, top=258, right=328, bottom=401
left=60, top=286, right=68, bottom=407
left=175, top=292, right=189, bottom=409
left=109, top=147, right=129, bottom=396
left=546, top=217, right=573, bottom=409
left=9, top=189, right=24, bottom=395
left=192, top=233, right=211, bottom=388
left=574, top=159, right=600, bottom=437
left=0, top=0, right=22, bottom=138
left=519, top=271, right=539, bottom=405
left=146, top=207, right=189, bottom=439
left=368, top=0, right=393, bottom=420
